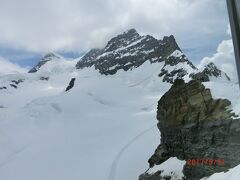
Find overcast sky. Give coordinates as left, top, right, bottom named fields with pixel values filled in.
left=0, top=0, right=231, bottom=67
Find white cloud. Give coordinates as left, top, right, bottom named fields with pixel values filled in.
left=198, top=38, right=238, bottom=82
left=0, top=57, right=27, bottom=74
left=0, top=0, right=229, bottom=53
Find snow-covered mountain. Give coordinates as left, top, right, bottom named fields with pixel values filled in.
left=0, top=29, right=239, bottom=180
left=76, top=29, right=197, bottom=83
left=28, top=52, right=62, bottom=73
left=27, top=29, right=229, bottom=84
left=190, top=62, right=231, bottom=82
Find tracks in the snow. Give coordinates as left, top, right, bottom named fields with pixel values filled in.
left=108, top=125, right=156, bottom=180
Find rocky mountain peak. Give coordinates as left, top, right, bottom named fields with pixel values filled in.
left=104, top=28, right=141, bottom=52
left=190, top=62, right=230, bottom=82
left=76, top=29, right=198, bottom=80
left=204, top=62, right=222, bottom=76
left=123, top=28, right=139, bottom=37
left=125, top=28, right=137, bottom=34
left=161, top=35, right=181, bottom=51
left=28, top=52, right=61, bottom=73
left=162, top=35, right=176, bottom=43
left=41, top=52, right=61, bottom=62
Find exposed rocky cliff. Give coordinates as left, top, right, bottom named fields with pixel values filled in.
left=140, top=79, right=240, bottom=180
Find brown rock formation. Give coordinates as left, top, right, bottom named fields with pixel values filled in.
left=140, top=79, right=240, bottom=180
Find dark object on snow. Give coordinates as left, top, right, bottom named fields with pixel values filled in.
left=0, top=86, right=7, bottom=90
left=10, top=84, right=17, bottom=89
left=65, top=78, right=76, bottom=92
left=11, top=79, right=24, bottom=85
left=40, top=77, right=49, bottom=81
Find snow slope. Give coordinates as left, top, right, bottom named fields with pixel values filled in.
left=201, top=164, right=240, bottom=180
left=0, top=60, right=172, bottom=180
left=147, top=157, right=186, bottom=179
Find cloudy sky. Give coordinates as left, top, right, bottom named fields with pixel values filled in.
left=0, top=0, right=232, bottom=69
left=198, top=25, right=238, bottom=82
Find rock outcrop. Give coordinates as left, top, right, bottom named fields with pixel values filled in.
left=65, top=78, right=76, bottom=92
left=0, top=78, right=24, bottom=90
left=0, top=86, right=7, bottom=90
left=39, top=76, right=49, bottom=81
left=140, top=79, right=240, bottom=180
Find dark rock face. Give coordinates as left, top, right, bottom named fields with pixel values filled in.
left=0, top=79, right=24, bottom=90
left=140, top=79, right=240, bottom=180
left=0, top=86, right=7, bottom=90
left=157, top=79, right=236, bottom=126
left=28, top=53, right=61, bottom=73
left=190, top=62, right=230, bottom=82
left=40, top=77, right=49, bottom=81
left=10, top=84, right=17, bottom=89
left=11, top=79, right=24, bottom=85
left=157, top=50, right=197, bottom=84
left=65, top=78, right=76, bottom=92
left=75, top=49, right=102, bottom=69
left=76, top=29, right=196, bottom=78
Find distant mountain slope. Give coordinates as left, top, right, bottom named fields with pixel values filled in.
left=76, top=29, right=196, bottom=78
left=28, top=52, right=62, bottom=73
left=191, top=62, right=231, bottom=82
